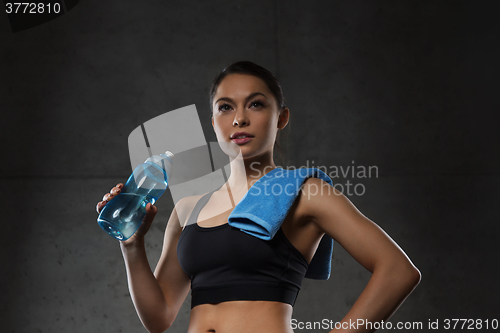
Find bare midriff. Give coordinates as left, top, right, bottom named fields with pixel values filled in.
left=187, top=300, right=294, bottom=333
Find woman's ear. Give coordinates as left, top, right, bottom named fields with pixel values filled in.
left=278, top=108, right=290, bottom=130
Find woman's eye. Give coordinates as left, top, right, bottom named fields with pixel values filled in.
left=218, top=103, right=232, bottom=112
left=249, top=101, right=264, bottom=108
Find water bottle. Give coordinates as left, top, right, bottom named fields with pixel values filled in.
left=97, top=151, right=174, bottom=241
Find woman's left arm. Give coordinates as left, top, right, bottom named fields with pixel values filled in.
left=301, top=178, right=421, bottom=333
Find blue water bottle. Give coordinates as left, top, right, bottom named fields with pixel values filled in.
left=97, top=151, right=174, bottom=240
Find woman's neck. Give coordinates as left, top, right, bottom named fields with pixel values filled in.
left=226, top=154, right=278, bottom=192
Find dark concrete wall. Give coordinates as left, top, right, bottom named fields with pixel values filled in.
left=1, top=1, right=498, bottom=332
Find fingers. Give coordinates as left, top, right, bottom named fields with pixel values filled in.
left=146, top=202, right=158, bottom=215
left=102, top=193, right=112, bottom=202
left=127, top=202, right=158, bottom=240
left=96, top=200, right=106, bottom=213
left=110, top=186, right=121, bottom=196
left=104, top=183, right=123, bottom=201
left=142, top=203, right=158, bottom=225
left=96, top=183, right=124, bottom=214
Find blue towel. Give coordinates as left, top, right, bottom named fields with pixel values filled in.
left=228, top=167, right=334, bottom=280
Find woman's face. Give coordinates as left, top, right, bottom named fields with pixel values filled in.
left=211, top=74, right=288, bottom=161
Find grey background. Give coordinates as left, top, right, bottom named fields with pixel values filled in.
left=1, top=1, right=498, bottom=332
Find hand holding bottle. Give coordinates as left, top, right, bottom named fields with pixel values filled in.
left=96, top=151, right=173, bottom=241
left=96, top=182, right=158, bottom=245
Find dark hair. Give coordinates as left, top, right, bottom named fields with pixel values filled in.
left=209, top=61, right=290, bottom=167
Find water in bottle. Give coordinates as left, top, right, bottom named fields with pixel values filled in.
left=97, top=151, right=174, bottom=240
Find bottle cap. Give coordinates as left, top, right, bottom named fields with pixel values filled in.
left=164, top=151, right=174, bottom=159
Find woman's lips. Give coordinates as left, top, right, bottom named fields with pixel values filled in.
left=231, top=137, right=253, bottom=144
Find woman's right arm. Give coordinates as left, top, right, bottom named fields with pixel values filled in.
left=97, top=184, right=191, bottom=333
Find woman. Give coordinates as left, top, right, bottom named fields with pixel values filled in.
left=96, top=61, right=421, bottom=333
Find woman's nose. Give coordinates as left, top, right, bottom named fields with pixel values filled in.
left=233, top=108, right=249, bottom=126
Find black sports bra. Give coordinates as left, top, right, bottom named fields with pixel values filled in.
left=176, top=189, right=309, bottom=309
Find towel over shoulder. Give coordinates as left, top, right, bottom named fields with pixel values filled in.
left=228, top=167, right=335, bottom=280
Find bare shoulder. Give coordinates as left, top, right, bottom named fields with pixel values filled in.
left=282, top=177, right=342, bottom=236
left=297, top=177, right=343, bottom=220
left=299, top=176, right=421, bottom=280
left=297, top=176, right=371, bottom=242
